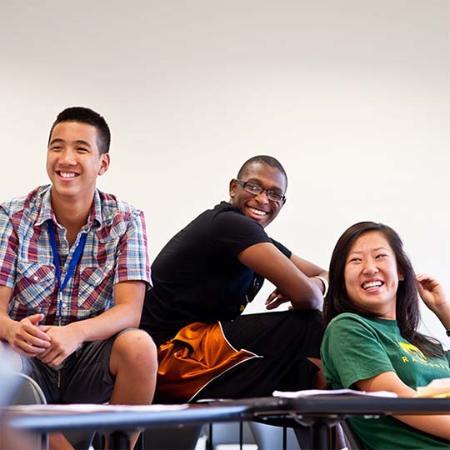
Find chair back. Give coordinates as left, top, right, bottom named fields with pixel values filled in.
left=340, top=420, right=364, bottom=450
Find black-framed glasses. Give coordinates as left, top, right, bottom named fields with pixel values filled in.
left=235, top=179, right=286, bottom=203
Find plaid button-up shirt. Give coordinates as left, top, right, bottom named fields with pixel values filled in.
left=0, top=185, right=150, bottom=325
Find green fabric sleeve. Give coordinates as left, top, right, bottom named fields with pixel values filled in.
left=321, top=314, right=396, bottom=389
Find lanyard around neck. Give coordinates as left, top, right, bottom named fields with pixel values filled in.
left=48, top=221, right=87, bottom=323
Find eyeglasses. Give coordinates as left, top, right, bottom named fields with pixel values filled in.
left=236, top=180, right=286, bottom=203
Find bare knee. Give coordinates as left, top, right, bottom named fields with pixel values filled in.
left=110, top=330, right=157, bottom=375
left=307, top=357, right=327, bottom=389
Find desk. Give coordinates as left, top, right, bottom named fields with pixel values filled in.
left=250, top=395, right=450, bottom=450
left=5, top=396, right=450, bottom=450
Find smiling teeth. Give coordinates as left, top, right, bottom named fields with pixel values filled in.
left=249, top=207, right=267, bottom=216
left=363, top=281, right=383, bottom=289
left=60, top=172, right=76, bottom=178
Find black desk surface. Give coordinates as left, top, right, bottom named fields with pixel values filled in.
left=5, top=395, right=450, bottom=434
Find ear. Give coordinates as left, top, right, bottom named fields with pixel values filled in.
left=229, top=179, right=238, bottom=198
left=398, top=270, right=405, bottom=281
left=98, top=153, right=110, bottom=176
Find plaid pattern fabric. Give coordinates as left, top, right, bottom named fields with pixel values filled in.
left=0, top=185, right=150, bottom=325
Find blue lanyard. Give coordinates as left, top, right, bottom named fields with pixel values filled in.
left=48, top=221, right=87, bottom=324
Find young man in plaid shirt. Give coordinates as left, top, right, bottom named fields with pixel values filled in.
left=0, top=107, right=157, bottom=449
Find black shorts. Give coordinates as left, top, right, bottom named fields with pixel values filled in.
left=193, top=309, right=324, bottom=400
left=20, top=336, right=116, bottom=404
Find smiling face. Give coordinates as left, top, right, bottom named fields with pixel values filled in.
left=344, top=231, right=403, bottom=319
left=229, top=161, right=287, bottom=227
left=46, top=121, right=110, bottom=204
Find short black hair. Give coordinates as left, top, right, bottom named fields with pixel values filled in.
left=48, top=107, right=111, bottom=154
left=237, top=155, right=288, bottom=186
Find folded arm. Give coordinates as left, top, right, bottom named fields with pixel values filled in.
left=0, top=285, right=51, bottom=356
left=238, top=242, right=325, bottom=310
left=357, top=371, right=450, bottom=440
left=38, top=280, right=147, bottom=367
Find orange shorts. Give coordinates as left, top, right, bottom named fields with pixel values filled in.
left=156, top=322, right=259, bottom=402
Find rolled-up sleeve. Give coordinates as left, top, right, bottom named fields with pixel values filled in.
left=114, top=210, right=151, bottom=285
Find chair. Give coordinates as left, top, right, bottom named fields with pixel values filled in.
left=11, top=373, right=49, bottom=450
left=340, top=420, right=364, bottom=450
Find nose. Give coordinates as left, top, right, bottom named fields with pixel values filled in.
left=59, top=148, right=77, bottom=165
left=362, top=258, right=379, bottom=275
left=254, top=190, right=270, bottom=204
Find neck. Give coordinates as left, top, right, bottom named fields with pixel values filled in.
left=50, top=190, right=94, bottom=235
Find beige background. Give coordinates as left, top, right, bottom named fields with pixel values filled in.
left=1, top=0, right=449, bottom=345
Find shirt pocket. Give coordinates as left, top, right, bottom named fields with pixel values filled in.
left=78, top=263, right=114, bottom=313
left=14, top=261, right=55, bottom=310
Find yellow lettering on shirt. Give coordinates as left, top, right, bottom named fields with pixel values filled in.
left=399, top=342, right=428, bottom=363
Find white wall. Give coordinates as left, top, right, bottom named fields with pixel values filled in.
left=1, top=0, right=449, bottom=344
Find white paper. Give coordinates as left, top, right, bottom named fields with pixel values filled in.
left=416, top=378, right=450, bottom=398
left=7, top=403, right=188, bottom=414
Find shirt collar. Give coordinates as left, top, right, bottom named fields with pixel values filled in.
left=35, top=186, right=54, bottom=226
left=34, top=186, right=103, bottom=229
left=89, top=189, right=103, bottom=228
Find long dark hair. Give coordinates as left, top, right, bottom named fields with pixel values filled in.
left=324, top=221, right=443, bottom=357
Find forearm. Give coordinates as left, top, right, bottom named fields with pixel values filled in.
left=358, top=371, right=450, bottom=440
left=432, top=304, right=450, bottom=331
left=289, top=254, right=327, bottom=306
left=289, top=281, right=323, bottom=310
left=396, top=412, right=450, bottom=440
left=290, top=254, right=328, bottom=279
left=68, top=302, right=142, bottom=343
left=267, top=257, right=324, bottom=309
left=239, top=243, right=324, bottom=309
left=0, top=287, right=14, bottom=341
left=0, top=311, right=16, bottom=342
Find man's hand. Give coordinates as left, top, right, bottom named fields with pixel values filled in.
left=37, top=324, right=83, bottom=367
left=265, top=288, right=291, bottom=310
left=5, top=313, right=51, bottom=357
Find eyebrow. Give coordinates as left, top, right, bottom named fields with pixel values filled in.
left=49, top=138, right=92, bottom=147
left=349, top=246, right=390, bottom=255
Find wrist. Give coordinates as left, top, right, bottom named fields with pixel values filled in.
left=431, top=302, right=450, bottom=330
left=2, top=317, right=18, bottom=343
left=67, top=321, right=86, bottom=344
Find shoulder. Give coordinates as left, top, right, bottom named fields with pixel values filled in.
left=1, top=186, right=49, bottom=222
left=324, top=313, right=379, bottom=341
left=97, top=190, right=145, bottom=223
left=328, top=312, right=371, bottom=328
left=210, top=202, right=267, bottom=233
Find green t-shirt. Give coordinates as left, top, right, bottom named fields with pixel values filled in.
left=321, top=313, right=450, bottom=450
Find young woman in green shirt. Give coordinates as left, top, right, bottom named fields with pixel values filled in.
left=321, top=221, right=450, bottom=450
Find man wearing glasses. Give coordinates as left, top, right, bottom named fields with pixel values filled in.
left=140, top=155, right=328, bottom=403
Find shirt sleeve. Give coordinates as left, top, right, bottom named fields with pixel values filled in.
left=321, top=314, right=396, bottom=389
left=210, top=210, right=272, bottom=257
left=114, top=210, right=151, bottom=284
left=0, top=207, right=17, bottom=288
left=271, top=238, right=292, bottom=258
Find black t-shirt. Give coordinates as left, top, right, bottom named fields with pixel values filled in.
left=140, top=202, right=291, bottom=345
